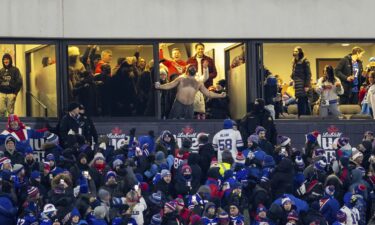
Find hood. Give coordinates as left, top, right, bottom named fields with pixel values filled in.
left=351, top=168, right=363, bottom=183
left=2, top=53, right=13, bottom=69
left=203, top=202, right=216, bottom=217
left=7, top=114, right=25, bottom=131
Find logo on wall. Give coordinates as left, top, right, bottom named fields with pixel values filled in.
left=29, top=138, right=46, bottom=162
left=316, top=125, right=342, bottom=162
left=107, top=127, right=130, bottom=150
left=175, top=125, right=209, bottom=150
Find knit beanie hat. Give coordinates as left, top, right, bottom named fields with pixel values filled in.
left=295, top=156, right=305, bottom=170
left=151, top=213, right=162, bottom=225
left=155, top=151, right=166, bottom=164
left=325, top=185, right=335, bottom=196
left=24, top=146, right=33, bottom=155
left=27, top=186, right=39, bottom=198
left=112, top=159, right=123, bottom=168
left=247, top=134, right=259, bottom=144
left=149, top=192, right=162, bottom=205
left=314, top=148, right=325, bottom=157
left=218, top=211, right=229, bottom=221
left=46, top=153, right=55, bottom=162
left=31, top=170, right=41, bottom=180
left=235, top=152, right=245, bottom=164
left=255, top=126, right=266, bottom=135
left=352, top=151, right=363, bottom=161
left=314, top=159, right=327, bottom=171
left=198, top=185, right=211, bottom=195
left=281, top=196, right=292, bottom=205
left=44, top=132, right=59, bottom=145
left=287, top=210, right=299, bottom=222
left=181, top=164, right=192, bottom=175
left=306, top=131, right=320, bottom=143
left=0, top=157, right=11, bottom=168
left=98, top=189, right=110, bottom=201
left=175, top=197, right=185, bottom=207
left=337, top=137, right=350, bottom=148
left=106, top=171, right=117, bottom=181
left=161, top=169, right=171, bottom=178
left=278, top=135, right=291, bottom=147
left=256, top=204, right=267, bottom=214
left=336, top=210, right=347, bottom=223
left=165, top=201, right=176, bottom=211
left=355, top=184, right=367, bottom=195
left=223, top=119, right=233, bottom=129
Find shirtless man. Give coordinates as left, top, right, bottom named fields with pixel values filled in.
left=155, top=64, right=226, bottom=119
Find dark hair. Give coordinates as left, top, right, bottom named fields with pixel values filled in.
left=352, top=46, right=365, bottom=55
left=294, top=46, right=304, bottom=62
left=42, top=57, right=50, bottom=67
left=323, top=65, right=335, bottom=84
left=117, top=57, right=125, bottom=65
left=195, top=43, right=205, bottom=49
left=368, top=71, right=375, bottom=81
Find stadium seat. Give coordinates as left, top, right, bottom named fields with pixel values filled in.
left=338, top=104, right=361, bottom=119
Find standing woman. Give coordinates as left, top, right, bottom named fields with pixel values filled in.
left=366, top=71, right=375, bottom=118
left=316, top=65, right=343, bottom=118
left=291, top=47, right=312, bottom=117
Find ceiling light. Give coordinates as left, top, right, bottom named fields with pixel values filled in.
left=341, top=43, right=350, bottom=47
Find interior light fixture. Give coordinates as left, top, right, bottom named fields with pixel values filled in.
left=341, top=43, right=350, bottom=47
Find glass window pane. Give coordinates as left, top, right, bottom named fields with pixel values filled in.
left=158, top=42, right=236, bottom=119
left=0, top=43, right=58, bottom=118
left=67, top=44, right=155, bottom=117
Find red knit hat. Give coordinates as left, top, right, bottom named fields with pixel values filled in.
left=27, top=186, right=39, bottom=198
left=235, top=152, right=245, bottom=163
left=181, top=164, right=192, bottom=175
left=0, top=157, right=11, bottom=167
left=43, top=162, right=51, bottom=172
left=210, top=157, right=218, bottom=166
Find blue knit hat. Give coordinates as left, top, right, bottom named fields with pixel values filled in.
left=247, top=135, right=259, bottom=144
left=46, top=153, right=55, bottom=161
left=314, top=159, right=327, bottom=171
left=71, top=207, right=80, bottom=218
left=325, top=185, right=335, bottom=196
left=255, top=126, right=266, bottom=135
left=278, top=135, right=291, bottom=147
left=148, top=192, right=162, bottom=205
left=256, top=204, right=267, bottom=214
left=24, top=146, right=33, bottom=155
left=306, top=131, right=319, bottom=143
left=106, top=171, right=117, bottom=181
left=295, top=156, right=305, bottom=170
left=223, top=119, right=233, bottom=129
left=151, top=213, right=162, bottom=225
left=31, top=170, right=41, bottom=179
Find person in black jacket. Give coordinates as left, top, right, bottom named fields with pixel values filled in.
left=270, top=158, right=295, bottom=199
left=58, top=102, right=82, bottom=148
left=78, top=104, right=98, bottom=145
left=206, top=79, right=230, bottom=119
left=239, top=98, right=277, bottom=146
left=0, top=53, right=23, bottom=117
left=291, top=47, right=312, bottom=117
left=335, top=46, right=365, bottom=104
left=197, top=133, right=216, bottom=184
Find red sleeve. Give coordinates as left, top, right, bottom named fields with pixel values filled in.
left=159, top=49, right=164, bottom=60
left=95, top=62, right=103, bottom=74
left=36, top=127, right=48, bottom=133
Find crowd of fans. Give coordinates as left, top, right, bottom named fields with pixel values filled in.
left=0, top=99, right=374, bottom=225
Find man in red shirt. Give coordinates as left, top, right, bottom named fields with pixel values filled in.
left=186, top=43, right=217, bottom=88
left=159, top=46, right=187, bottom=80
left=94, top=49, right=113, bottom=75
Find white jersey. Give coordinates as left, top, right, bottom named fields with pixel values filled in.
left=213, top=129, right=243, bottom=162
left=340, top=205, right=359, bottom=225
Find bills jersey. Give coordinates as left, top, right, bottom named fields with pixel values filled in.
left=213, top=129, right=243, bottom=162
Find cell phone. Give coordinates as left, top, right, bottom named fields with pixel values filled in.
left=187, top=181, right=191, bottom=187
left=134, top=184, right=139, bottom=191
left=60, top=179, right=64, bottom=185
left=83, top=171, right=89, bottom=178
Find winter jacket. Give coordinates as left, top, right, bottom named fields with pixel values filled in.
left=335, top=54, right=364, bottom=96
left=198, top=143, right=216, bottom=183
left=291, top=58, right=311, bottom=98
left=186, top=54, right=217, bottom=88
left=270, top=159, right=295, bottom=199
left=0, top=193, right=17, bottom=225
left=0, top=54, right=22, bottom=94
left=319, top=195, right=340, bottom=224
left=316, top=77, right=344, bottom=103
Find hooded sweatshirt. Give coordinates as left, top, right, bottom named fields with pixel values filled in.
left=0, top=54, right=22, bottom=94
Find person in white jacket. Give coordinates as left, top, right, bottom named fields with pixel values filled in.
left=365, top=71, right=375, bottom=118
left=316, top=65, right=344, bottom=117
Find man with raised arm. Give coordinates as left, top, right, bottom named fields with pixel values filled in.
left=155, top=64, right=226, bottom=119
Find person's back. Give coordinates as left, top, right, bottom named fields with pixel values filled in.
left=213, top=119, right=243, bottom=162
left=175, top=76, right=200, bottom=105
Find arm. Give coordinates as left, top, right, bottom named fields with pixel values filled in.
left=199, top=84, right=225, bottom=98
left=304, top=60, right=312, bottom=87
left=14, top=68, right=23, bottom=94
left=335, top=58, right=349, bottom=82
left=335, top=79, right=344, bottom=95
left=157, top=77, right=180, bottom=90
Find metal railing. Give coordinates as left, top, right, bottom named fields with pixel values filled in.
left=27, top=92, right=48, bottom=118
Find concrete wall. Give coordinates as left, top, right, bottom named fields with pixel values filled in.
left=1, top=0, right=375, bottom=38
